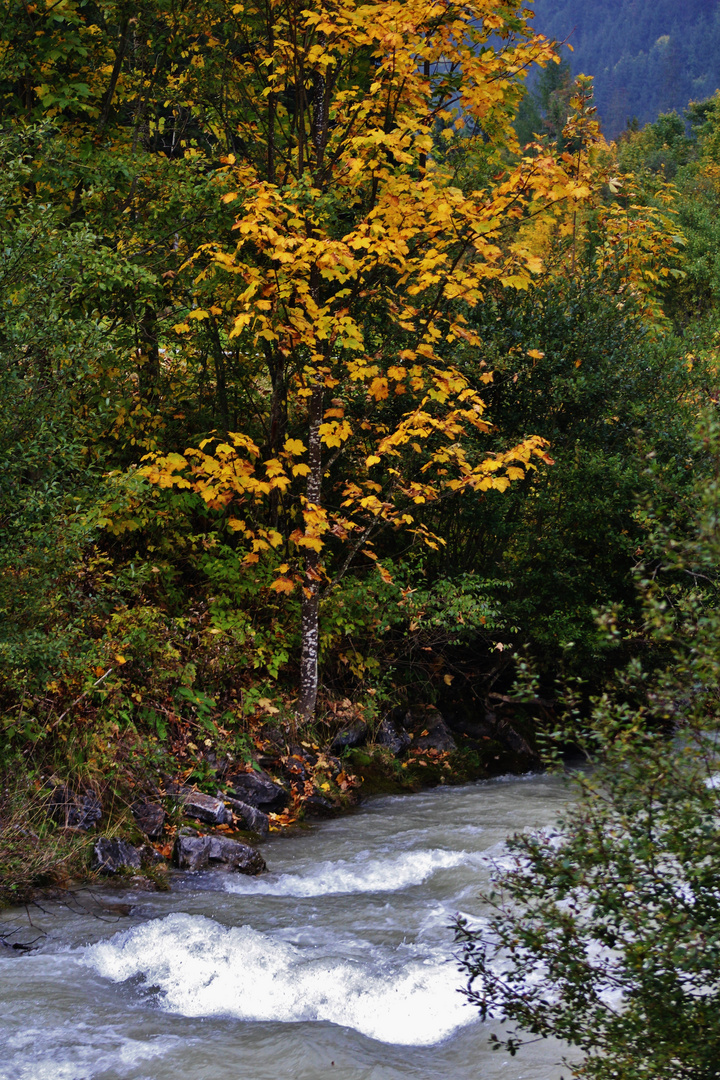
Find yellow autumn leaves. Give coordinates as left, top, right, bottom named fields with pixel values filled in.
left=138, top=0, right=617, bottom=600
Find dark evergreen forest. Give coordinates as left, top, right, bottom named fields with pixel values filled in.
left=530, top=0, right=720, bottom=136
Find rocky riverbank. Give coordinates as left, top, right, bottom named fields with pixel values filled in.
left=0, top=701, right=541, bottom=906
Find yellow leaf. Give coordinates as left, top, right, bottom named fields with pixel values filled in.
left=526, top=349, right=545, bottom=359
left=264, top=458, right=286, bottom=478
left=270, top=577, right=295, bottom=594
left=114, top=654, right=126, bottom=665
left=284, top=438, right=306, bottom=455
left=295, top=536, right=324, bottom=552
left=319, top=420, right=352, bottom=447
left=257, top=697, right=280, bottom=714
left=366, top=455, right=381, bottom=467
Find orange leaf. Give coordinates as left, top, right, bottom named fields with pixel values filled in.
left=270, top=577, right=295, bottom=594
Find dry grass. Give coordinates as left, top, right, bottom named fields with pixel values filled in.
left=0, top=777, right=94, bottom=907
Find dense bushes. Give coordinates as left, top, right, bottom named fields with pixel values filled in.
left=0, top=1, right=717, bottom=792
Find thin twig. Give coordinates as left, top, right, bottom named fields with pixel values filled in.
left=53, top=668, right=114, bottom=727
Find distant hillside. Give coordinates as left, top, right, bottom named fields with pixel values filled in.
left=529, top=0, right=720, bottom=137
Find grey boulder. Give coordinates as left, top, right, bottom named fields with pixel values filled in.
left=375, top=717, right=412, bottom=757
left=411, top=709, right=457, bottom=753
left=171, top=789, right=233, bottom=826
left=303, top=792, right=336, bottom=818
left=131, top=801, right=166, bottom=839
left=47, top=786, right=102, bottom=831
left=330, top=719, right=368, bottom=753
left=93, top=838, right=142, bottom=874
left=220, top=794, right=270, bottom=836
left=173, top=834, right=266, bottom=874
left=226, top=770, right=288, bottom=811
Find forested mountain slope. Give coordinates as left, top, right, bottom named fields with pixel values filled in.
left=530, top=0, right=720, bottom=136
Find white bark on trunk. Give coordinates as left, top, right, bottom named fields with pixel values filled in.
left=297, top=378, right=323, bottom=724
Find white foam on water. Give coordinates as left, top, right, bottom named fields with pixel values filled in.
left=2, top=1024, right=173, bottom=1080
left=222, top=847, right=471, bottom=897
left=82, top=913, right=476, bottom=1046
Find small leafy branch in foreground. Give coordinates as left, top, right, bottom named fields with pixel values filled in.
left=455, top=415, right=720, bottom=1080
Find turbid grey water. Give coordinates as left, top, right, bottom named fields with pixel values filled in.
left=0, top=773, right=575, bottom=1080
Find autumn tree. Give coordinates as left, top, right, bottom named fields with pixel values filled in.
left=0, top=0, right=707, bottom=764
left=137, top=0, right=611, bottom=722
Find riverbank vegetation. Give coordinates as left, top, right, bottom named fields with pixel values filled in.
left=456, top=414, right=720, bottom=1079
left=2, top=0, right=720, bottom=998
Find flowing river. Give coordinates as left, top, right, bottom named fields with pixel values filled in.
left=0, top=773, right=574, bottom=1080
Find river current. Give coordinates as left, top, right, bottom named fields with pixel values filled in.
left=0, top=773, right=573, bottom=1080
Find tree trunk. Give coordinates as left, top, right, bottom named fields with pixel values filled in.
left=137, top=305, right=159, bottom=404
left=296, top=55, right=330, bottom=722
left=296, top=376, right=324, bottom=724
left=263, top=346, right=287, bottom=527
left=210, top=319, right=230, bottom=432
left=96, top=17, right=130, bottom=136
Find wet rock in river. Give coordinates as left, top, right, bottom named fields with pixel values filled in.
left=220, top=794, right=270, bottom=836
left=208, top=836, right=266, bottom=873
left=173, top=834, right=266, bottom=874
left=303, top=792, right=336, bottom=818
left=93, top=838, right=142, bottom=874
left=330, top=719, right=368, bottom=753
left=172, top=835, right=209, bottom=871
left=131, top=801, right=166, bottom=839
left=170, top=788, right=233, bottom=826
left=226, top=770, right=288, bottom=812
